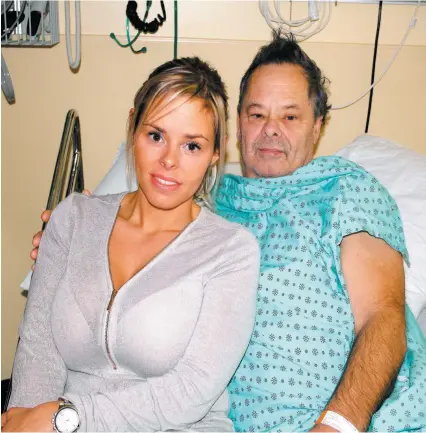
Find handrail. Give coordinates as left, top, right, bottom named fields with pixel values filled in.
left=44, top=109, right=84, bottom=224
left=1, top=110, right=85, bottom=413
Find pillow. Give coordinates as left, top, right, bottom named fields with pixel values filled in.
left=93, top=143, right=137, bottom=195
left=336, top=134, right=426, bottom=323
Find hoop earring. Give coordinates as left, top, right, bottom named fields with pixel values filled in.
left=204, top=163, right=218, bottom=195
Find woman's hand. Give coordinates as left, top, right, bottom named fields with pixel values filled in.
left=1, top=401, right=59, bottom=432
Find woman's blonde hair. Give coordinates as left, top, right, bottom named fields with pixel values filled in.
left=127, top=57, right=229, bottom=204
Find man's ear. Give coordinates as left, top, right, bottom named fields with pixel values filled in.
left=313, top=116, right=323, bottom=144
left=236, top=114, right=242, bottom=145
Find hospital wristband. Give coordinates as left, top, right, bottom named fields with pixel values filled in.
left=316, top=410, right=359, bottom=433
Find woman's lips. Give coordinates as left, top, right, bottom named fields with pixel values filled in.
left=150, top=174, right=181, bottom=191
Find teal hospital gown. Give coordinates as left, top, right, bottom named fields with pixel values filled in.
left=215, top=156, right=426, bottom=432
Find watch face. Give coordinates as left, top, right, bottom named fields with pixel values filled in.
left=55, top=407, right=79, bottom=432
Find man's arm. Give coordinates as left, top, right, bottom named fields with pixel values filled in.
left=315, top=231, right=406, bottom=432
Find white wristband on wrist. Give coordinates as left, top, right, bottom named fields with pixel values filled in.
left=317, top=410, right=359, bottom=433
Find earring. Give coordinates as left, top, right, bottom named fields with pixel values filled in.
left=204, top=164, right=218, bottom=195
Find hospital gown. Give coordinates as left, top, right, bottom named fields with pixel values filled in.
left=215, top=156, right=426, bottom=432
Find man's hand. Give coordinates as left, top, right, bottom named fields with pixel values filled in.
left=30, top=190, right=91, bottom=266
left=30, top=210, right=51, bottom=267
left=1, top=402, right=58, bottom=432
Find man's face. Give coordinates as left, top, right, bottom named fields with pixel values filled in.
left=238, top=63, right=323, bottom=178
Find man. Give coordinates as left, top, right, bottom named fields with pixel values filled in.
left=28, top=33, right=426, bottom=432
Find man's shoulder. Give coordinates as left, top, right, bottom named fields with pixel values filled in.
left=315, top=155, right=373, bottom=178
left=314, top=156, right=389, bottom=195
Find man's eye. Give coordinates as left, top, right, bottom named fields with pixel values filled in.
left=250, top=113, right=263, bottom=119
left=149, top=132, right=162, bottom=142
left=286, top=115, right=297, bottom=121
left=185, top=142, right=201, bottom=152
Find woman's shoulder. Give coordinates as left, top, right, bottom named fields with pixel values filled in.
left=60, top=191, right=126, bottom=212
left=48, top=192, right=125, bottom=230
left=200, top=206, right=259, bottom=252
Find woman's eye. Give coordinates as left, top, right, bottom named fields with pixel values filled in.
left=149, top=131, right=163, bottom=142
left=185, top=142, right=201, bottom=152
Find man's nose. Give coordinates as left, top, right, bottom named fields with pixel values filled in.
left=262, top=118, right=281, bottom=138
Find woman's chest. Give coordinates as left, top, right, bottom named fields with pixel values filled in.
left=51, top=257, right=205, bottom=378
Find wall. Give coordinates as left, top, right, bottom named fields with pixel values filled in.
left=2, top=0, right=426, bottom=379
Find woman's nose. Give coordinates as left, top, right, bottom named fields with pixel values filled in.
left=160, top=146, right=179, bottom=169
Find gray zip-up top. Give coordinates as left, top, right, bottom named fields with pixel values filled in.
left=8, top=192, right=260, bottom=432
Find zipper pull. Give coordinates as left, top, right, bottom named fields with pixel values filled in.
left=107, top=290, right=117, bottom=311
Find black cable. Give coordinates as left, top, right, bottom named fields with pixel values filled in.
left=365, top=0, right=383, bottom=134
left=126, top=1, right=166, bottom=34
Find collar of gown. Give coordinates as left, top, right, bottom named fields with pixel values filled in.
left=215, top=156, right=354, bottom=212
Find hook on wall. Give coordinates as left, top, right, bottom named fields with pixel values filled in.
left=110, top=17, right=147, bottom=54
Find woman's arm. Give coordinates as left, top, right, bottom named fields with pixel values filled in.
left=8, top=195, right=76, bottom=409
left=63, top=228, right=260, bottom=432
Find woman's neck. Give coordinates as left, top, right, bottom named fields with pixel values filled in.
left=119, top=190, right=200, bottom=234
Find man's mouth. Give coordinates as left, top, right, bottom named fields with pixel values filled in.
left=258, top=148, right=285, bottom=156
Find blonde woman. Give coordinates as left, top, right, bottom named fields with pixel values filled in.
left=3, top=57, right=260, bottom=432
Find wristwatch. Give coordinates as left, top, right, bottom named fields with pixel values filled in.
left=52, top=398, right=80, bottom=433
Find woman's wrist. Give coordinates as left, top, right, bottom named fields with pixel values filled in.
left=36, top=401, right=60, bottom=430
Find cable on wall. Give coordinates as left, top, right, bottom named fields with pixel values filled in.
left=331, top=0, right=421, bottom=110
left=365, top=0, right=383, bottom=133
left=259, top=0, right=332, bottom=42
left=64, top=0, right=81, bottom=70
left=1, top=53, right=15, bottom=104
left=173, top=0, right=178, bottom=59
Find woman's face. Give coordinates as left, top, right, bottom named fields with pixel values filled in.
left=133, top=96, right=219, bottom=211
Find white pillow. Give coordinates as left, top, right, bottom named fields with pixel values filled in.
left=336, top=134, right=426, bottom=322
left=93, top=143, right=137, bottom=195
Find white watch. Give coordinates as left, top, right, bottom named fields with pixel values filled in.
left=52, top=398, right=80, bottom=433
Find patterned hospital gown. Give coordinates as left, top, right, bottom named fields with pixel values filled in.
left=215, top=156, right=426, bottom=432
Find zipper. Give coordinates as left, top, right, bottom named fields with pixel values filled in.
left=102, top=196, right=203, bottom=371
left=105, top=289, right=117, bottom=370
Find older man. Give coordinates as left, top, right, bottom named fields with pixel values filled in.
left=214, top=32, right=426, bottom=432
left=28, top=33, right=426, bottom=432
